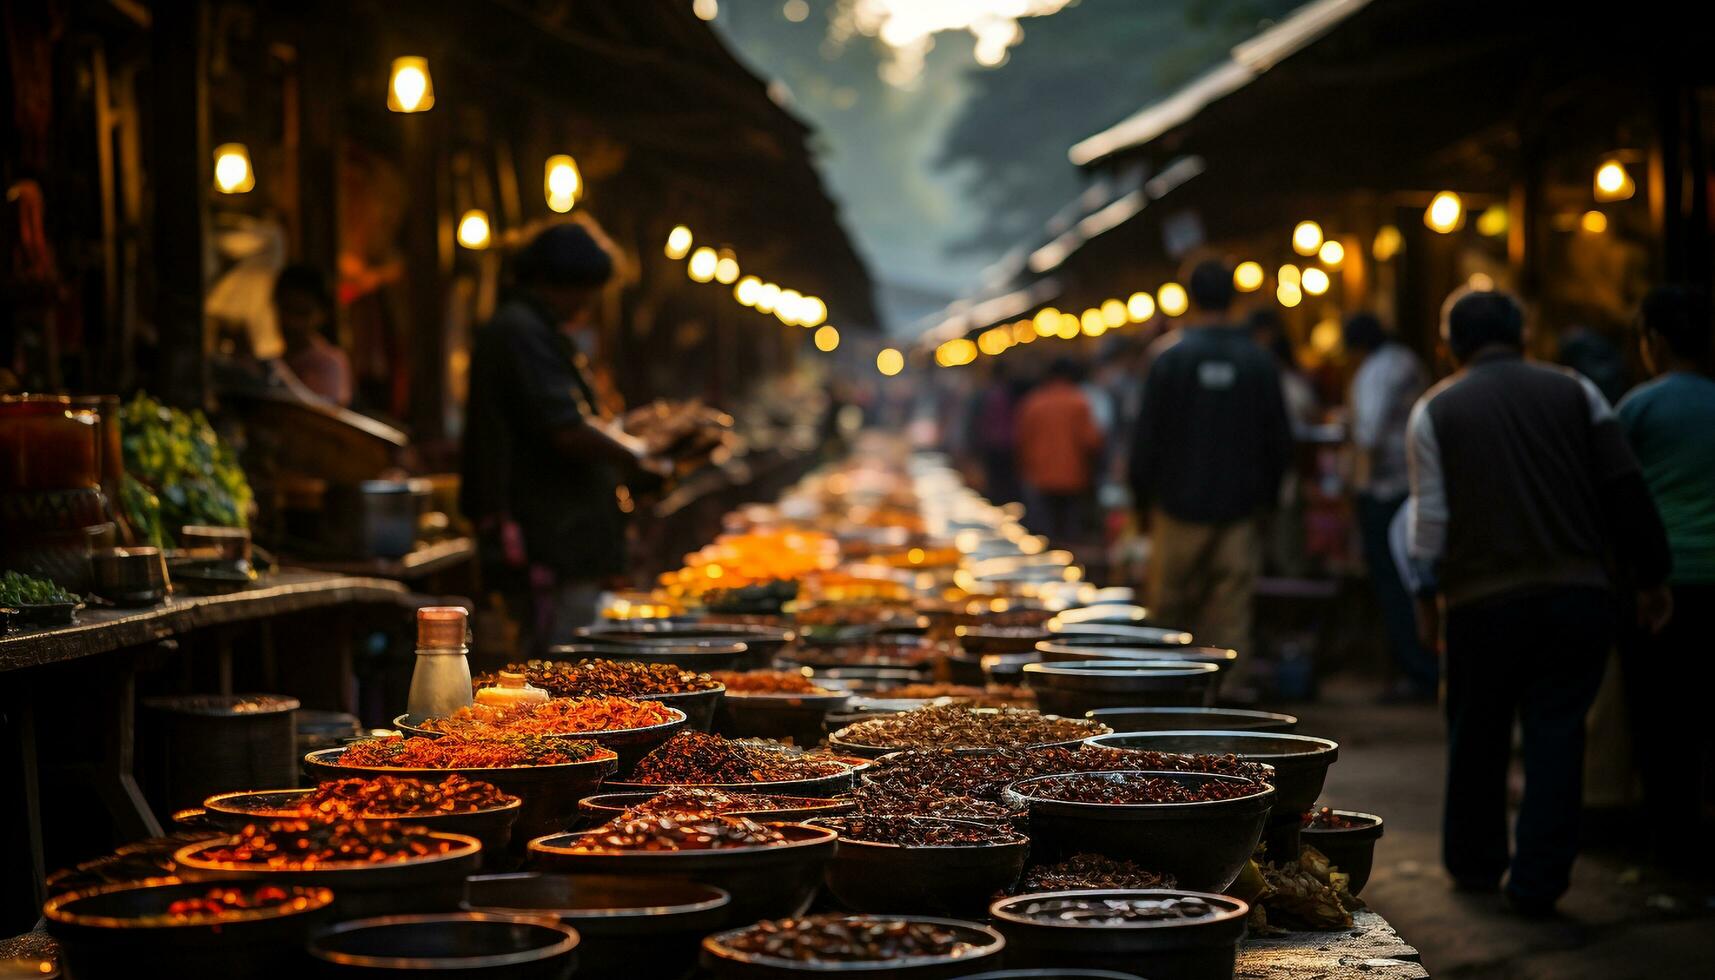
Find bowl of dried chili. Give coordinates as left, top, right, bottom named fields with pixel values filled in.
left=44, top=878, right=335, bottom=979
left=577, top=788, right=856, bottom=827
left=1299, top=808, right=1383, bottom=894
left=988, top=889, right=1248, bottom=980
left=710, top=672, right=851, bottom=747
left=478, top=659, right=727, bottom=732
left=808, top=815, right=1030, bottom=917
left=396, top=696, right=690, bottom=777
left=552, top=639, right=753, bottom=673
left=576, top=621, right=797, bottom=670
left=603, top=730, right=861, bottom=799
left=304, top=735, right=619, bottom=843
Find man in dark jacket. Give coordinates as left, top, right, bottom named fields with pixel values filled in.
left=1129, top=259, right=1293, bottom=661
left=461, top=221, right=665, bottom=650
left=1407, top=288, right=1672, bottom=914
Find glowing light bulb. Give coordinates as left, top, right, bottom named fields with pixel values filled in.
left=544, top=155, right=580, bottom=212
left=688, top=247, right=718, bottom=282
left=1056, top=313, right=1080, bottom=339
left=1157, top=282, right=1188, bottom=317
left=1100, top=298, right=1128, bottom=328
left=1317, top=240, right=1344, bottom=266
left=387, top=57, right=434, bottom=113
left=734, top=276, right=762, bottom=306
left=212, top=143, right=254, bottom=194
left=1277, top=264, right=1301, bottom=288
left=814, top=325, right=840, bottom=351
left=876, top=347, right=904, bottom=376
left=799, top=296, right=827, bottom=327
left=1033, top=307, right=1060, bottom=337
left=1277, top=282, right=1302, bottom=308
left=1292, top=220, right=1323, bottom=256
left=776, top=288, right=804, bottom=325
left=1127, top=291, right=1155, bottom=321
left=1373, top=225, right=1403, bottom=261
left=714, top=251, right=740, bottom=284
left=1580, top=210, right=1608, bottom=234
left=1233, top=261, right=1264, bottom=292
left=456, top=209, right=491, bottom=250
left=1425, top=191, right=1464, bottom=233
left=1301, top=267, right=1331, bottom=295
left=1594, top=159, right=1634, bottom=202
left=1080, top=308, right=1107, bottom=337
left=756, top=282, right=781, bottom=313
left=665, top=225, right=693, bottom=259
left=693, top=0, right=718, bottom=21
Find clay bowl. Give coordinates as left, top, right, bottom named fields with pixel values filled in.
left=307, top=912, right=579, bottom=979
left=989, top=889, right=1249, bottom=980
left=1086, top=707, right=1297, bottom=734
left=463, top=872, right=730, bottom=979
left=714, top=690, right=852, bottom=747
left=173, top=832, right=483, bottom=919
left=1084, top=731, right=1339, bottom=814
left=576, top=792, right=854, bottom=828
left=44, top=877, right=335, bottom=980
left=1001, top=771, right=1274, bottom=893
left=551, top=640, right=752, bottom=673
left=809, top=816, right=1029, bottom=917
left=1300, top=810, right=1384, bottom=894
left=203, top=787, right=521, bottom=865
left=1021, top=661, right=1221, bottom=716
left=578, top=622, right=796, bottom=670
left=700, top=914, right=1005, bottom=979
left=303, top=745, right=619, bottom=843
left=527, top=822, right=836, bottom=923
left=393, top=708, right=688, bottom=778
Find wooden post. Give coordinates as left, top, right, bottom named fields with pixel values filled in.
left=149, top=0, right=211, bottom=409
left=403, top=111, right=448, bottom=440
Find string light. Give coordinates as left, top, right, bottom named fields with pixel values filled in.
left=1425, top=191, right=1464, bottom=233
left=1301, top=267, right=1331, bottom=295
left=1233, top=261, right=1264, bottom=292
left=1580, top=210, right=1608, bottom=234
left=1033, top=307, right=1061, bottom=337
left=936, top=338, right=978, bottom=367
left=799, top=296, right=828, bottom=327
left=688, top=246, right=718, bottom=282
left=1080, top=308, right=1107, bottom=337
left=775, top=288, right=804, bottom=325
left=734, top=276, right=762, bottom=306
left=1277, top=264, right=1301, bottom=288
left=1317, top=240, right=1344, bottom=266
left=1292, top=220, right=1323, bottom=256
left=814, top=325, right=840, bottom=351
left=1126, top=291, right=1155, bottom=321
left=1100, top=298, right=1128, bottom=329
left=665, top=225, right=693, bottom=259
left=755, top=282, right=782, bottom=313
left=1593, top=159, right=1634, bottom=202
left=544, top=155, right=580, bottom=213
left=876, top=347, right=904, bottom=375
left=213, top=143, right=254, bottom=194
left=456, top=209, right=491, bottom=250
left=1373, top=225, right=1403, bottom=261
left=1012, top=320, right=1036, bottom=343
left=978, top=327, right=1010, bottom=355
left=714, top=250, right=740, bottom=284
left=1055, top=313, right=1080, bottom=339
left=1157, top=282, right=1188, bottom=317
left=1277, top=282, right=1302, bottom=308
left=387, top=57, right=434, bottom=113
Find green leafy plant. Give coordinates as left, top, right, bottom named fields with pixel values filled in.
left=119, top=393, right=253, bottom=548
left=0, top=570, right=78, bottom=606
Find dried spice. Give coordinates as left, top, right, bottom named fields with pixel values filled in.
left=1094, top=747, right=1272, bottom=783
left=1015, top=772, right=1263, bottom=805
left=1013, top=895, right=1218, bottom=924
left=623, top=788, right=826, bottom=816
left=336, top=734, right=607, bottom=769
left=711, top=671, right=838, bottom=695
left=476, top=659, right=719, bottom=697
left=1302, top=807, right=1365, bottom=830
left=162, top=885, right=330, bottom=922
left=197, top=820, right=459, bottom=868
left=788, top=638, right=939, bottom=668
left=1019, top=854, right=1178, bottom=892
left=851, top=787, right=1024, bottom=823
left=872, top=683, right=1034, bottom=706
left=836, top=705, right=1104, bottom=751
left=288, top=776, right=515, bottom=818
left=721, top=915, right=978, bottom=962
left=813, top=815, right=1023, bottom=847
left=422, top=696, right=676, bottom=736
left=628, top=731, right=845, bottom=784
left=1252, top=845, right=1361, bottom=932
left=569, top=812, right=789, bottom=851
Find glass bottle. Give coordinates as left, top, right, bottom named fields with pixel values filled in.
left=405, top=606, right=474, bottom=720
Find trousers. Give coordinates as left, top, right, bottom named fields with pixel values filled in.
left=1148, top=509, right=1259, bottom=658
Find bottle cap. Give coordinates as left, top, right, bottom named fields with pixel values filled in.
left=497, top=670, right=526, bottom=689
left=417, top=606, right=469, bottom=649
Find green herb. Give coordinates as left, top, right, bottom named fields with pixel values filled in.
left=0, top=570, right=78, bottom=606
left=119, top=393, right=253, bottom=547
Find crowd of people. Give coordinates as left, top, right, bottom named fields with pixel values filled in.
left=950, top=257, right=1714, bottom=913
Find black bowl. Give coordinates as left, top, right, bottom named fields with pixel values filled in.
left=1301, top=810, right=1384, bottom=895
left=526, top=823, right=837, bottom=923
left=1083, top=731, right=1338, bottom=814
left=989, top=889, right=1248, bottom=980
left=715, top=691, right=852, bottom=747
left=601, top=757, right=861, bottom=800
left=463, top=872, right=730, bottom=979
left=577, top=792, right=855, bottom=827
left=578, top=622, right=796, bottom=670
left=1001, top=771, right=1274, bottom=893
left=44, top=877, right=335, bottom=980
left=1042, top=623, right=1194, bottom=645
left=1086, top=707, right=1297, bottom=734
left=1021, top=661, right=1221, bottom=715
left=303, top=745, right=619, bottom=843
left=203, top=787, right=521, bottom=865
left=810, top=667, right=933, bottom=694
left=955, top=625, right=1052, bottom=656
left=700, top=915, right=1005, bottom=979
left=551, top=640, right=752, bottom=673
left=307, top=912, right=579, bottom=979
left=809, top=817, right=1029, bottom=917
left=1034, top=642, right=1237, bottom=676
left=392, top=708, right=689, bottom=778
left=638, top=684, right=726, bottom=733
left=173, top=832, right=484, bottom=919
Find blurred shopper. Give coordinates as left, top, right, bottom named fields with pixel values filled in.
left=1407, top=288, right=1671, bottom=914
left=1344, top=312, right=1434, bottom=701
left=1015, top=358, right=1103, bottom=542
left=1130, top=260, right=1293, bottom=660
left=1248, top=309, right=1317, bottom=576
left=273, top=264, right=353, bottom=407
left=1617, top=284, right=1715, bottom=864
left=971, top=363, right=1023, bottom=505
left=1249, top=309, right=1320, bottom=436
left=461, top=222, right=666, bottom=651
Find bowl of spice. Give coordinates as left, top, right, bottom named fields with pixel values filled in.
left=577, top=621, right=797, bottom=669
left=1021, top=661, right=1222, bottom=716
left=203, top=775, right=521, bottom=862
left=44, top=878, right=335, bottom=979
left=480, top=659, right=726, bottom=731
left=398, top=695, right=688, bottom=777
left=988, top=890, right=1249, bottom=980
left=807, top=815, right=1029, bottom=917
left=528, top=813, right=836, bottom=923
left=552, top=638, right=752, bottom=673
left=710, top=671, right=851, bottom=746
left=701, top=914, right=1004, bottom=978
left=577, top=787, right=855, bottom=826
left=1299, top=808, right=1384, bottom=894
left=1086, top=707, right=1297, bottom=735
left=1001, top=771, right=1274, bottom=893
left=173, top=819, right=482, bottom=918
left=307, top=912, right=579, bottom=979
left=829, top=705, right=1109, bottom=759
left=304, top=735, right=618, bottom=843
left=605, top=731, right=860, bottom=798
left=1014, top=853, right=1178, bottom=894
left=463, top=872, right=730, bottom=979
left=1084, top=731, right=1338, bottom=814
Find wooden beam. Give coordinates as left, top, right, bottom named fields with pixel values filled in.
left=149, top=0, right=211, bottom=409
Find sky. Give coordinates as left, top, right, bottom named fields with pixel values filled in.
left=710, top=0, right=1303, bottom=333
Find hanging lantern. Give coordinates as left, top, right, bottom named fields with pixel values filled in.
left=388, top=56, right=434, bottom=113
left=456, top=209, right=491, bottom=249
left=545, top=155, right=581, bottom=213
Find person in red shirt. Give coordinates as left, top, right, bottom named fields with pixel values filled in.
left=1014, top=357, right=1104, bottom=543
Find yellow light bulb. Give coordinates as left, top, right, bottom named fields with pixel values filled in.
left=776, top=289, right=803, bottom=325
left=814, top=325, right=840, bottom=351
left=714, top=252, right=740, bottom=284
left=1425, top=191, right=1464, bottom=233
left=545, top=155, right=580, bottom=212
left=1317, top=240, right=1344, bottom=266
left=212, top=143, right=254, bottom=194
left=1277, top=282, right=1302, bottom=308
left=1233, top=261, right=1264, bottom=292
left=1080, top=308, right=1107, bottom=337
left=1033, top=307, right=1061, bottom=337
left=1594, top=160, right=1634, bottom=202
left=756, top=282, right=781, bottom=313
left=665, top=225, right=693, bottom=259
left=1580, top=209, right=1608, bottom=234
left=1373, top=225, right=1403, bottom=261
left=1012, top=320, right=1036, bottom=343
left=688, top=247, right=718, bottom=282
left=387, top=57, right=434, bottom=113
left=876, top=347, right=904, bottom=376
left=1157, top=282, right=1188, bottom=317
left=1301, top=267, right=1331, bottom=295
left=1278, top=264, right=1301, bottom=287
left=799, top=296, right=828, bottom=327
left=456, top=209, right=491, bottom=250
left=1056, top=313, right=1081, bottom=339
left=1292, top=220, right=1323, bottom=256
left=1100, top=298, right=1128, bottom=328
left=978, top=328, right=1010, bottom=356
left=734, top=276, right=762, bottom=306
left=1475, top=204, right=1509, bottom=238
left=1127, top=291, right=1156, bottom=321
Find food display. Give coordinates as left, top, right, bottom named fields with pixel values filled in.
left=833, top=704, right=1105, bottom=751
left=335, top=734, right=608, bottom=769
left=1019, top=853, right=1178, bottom=892
left=811, top=814, right=1024, bottom=847
left=161, top=885, right=332, bottom=922
left=1012, top=771, right=1265, bottom=805
left=621, top=787, right=813, bottom=816
left=477, top=659, right=720, bottom=698
left=294, top=776, right=515, bottom=818
left=715, top=914, right=980, bottom=963
left=569, top=812, right=791, bottom=852
left=196, top=820, right=459, bottom=868
left=711, top=670, right=838, bottom=695
left=628, top=731, right=845, bottom=784
left=1303, top=806, right=1363, bottom=830
left=420, top=696, right=677, bottom=735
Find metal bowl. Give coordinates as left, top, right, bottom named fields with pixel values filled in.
left=1001, top=771, right=1274, bottom=893
left=463, top=872, right=730, bottom=979
left=576, top=792, right=855, bottom=827
left=577, top=622, right=796, bottom=670
left=173, top=832, right=483, bottom=919
left=527, top=823, right=836, bottom=923
left=307, top=912, right=579, bottom=979
left=1021, top=661, right=1221, bottom=715
left=989, top=889, right=1249, bottom=980
left=202, top=787, right=522, bottom=865
left=90, top=546, right=170, bottom=606
left=809, top=817, right=1029, bottom=917
left=1083, top=731, right=1338, bottom=814
left=44, top=876, right=335, bottom=980
left=393, top=708, right=688, bottom=778
left=1041, top=623, right=1194, bottom=645
left=1301, top=810, right=1384, bottom=894
left=714, top=691, right=852, bottom=747
left=303, top=745, right=619, bottom=843
left=551, top=640, right=752, bottom=673
left=1086, top=707, right=1297, bottom=734
left=700, top=915, right=1005, bottom=978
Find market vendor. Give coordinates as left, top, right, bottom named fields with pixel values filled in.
left=461, top=220, right=666, bottom=649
